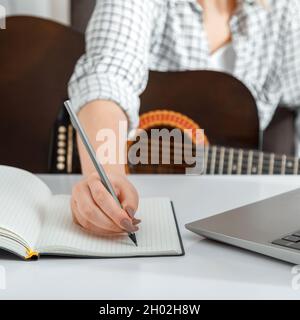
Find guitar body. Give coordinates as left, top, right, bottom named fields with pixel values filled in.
left=128, top=71, right=259, bottom=174
left=140, top=71, right=259, bottom=150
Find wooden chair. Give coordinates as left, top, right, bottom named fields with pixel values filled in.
left=0, top=16, right=84, bottom=173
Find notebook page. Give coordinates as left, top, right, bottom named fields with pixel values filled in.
left=37, top=195, right=183, bottom=256
left=0, top=166, right=51, bottom=248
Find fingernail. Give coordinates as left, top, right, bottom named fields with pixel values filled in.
left=120, top=218, right=136, bottom=232
left=126, top=207, right=135, bottom=218
left=133, top=218, right=141, bottom=225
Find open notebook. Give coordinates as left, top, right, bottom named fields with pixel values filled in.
left=0, top=166, right=184, bottom=260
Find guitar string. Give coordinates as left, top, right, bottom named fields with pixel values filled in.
left=134, top=154, right=296, bottom=172
left=133, top=141, right=298, bottom=165
left=133, top=151, right=296, bottom=170
left=131, top=143, right=298, bottom=173
left=134, top=138, right=294, bottom=157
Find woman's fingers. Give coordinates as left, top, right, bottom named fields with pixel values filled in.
left=87, top=175, right=138, bottom=232
left=132, top=218, right=141, bottom=225
left=72, top=199, right=124, bottom=235
left=112, top=175, right=139, bottom=218
left=71, top=172, right=141, bottom=236
left=72, top=182, right=125, bottom=233
left=70, top=198, right=80, bottom=225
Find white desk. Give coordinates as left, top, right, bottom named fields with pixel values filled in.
left=1, top=175, right=300, bottom=299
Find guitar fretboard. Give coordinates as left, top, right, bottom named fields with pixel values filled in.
left=128, top=139, right=299, bottom=175
left=204, top=145, right=299, bottom=175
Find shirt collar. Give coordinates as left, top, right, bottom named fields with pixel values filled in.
left=169, top=0, right=266, bottom=38
left=233, top=0, right=267, bottom=37
left=168, top=0, right=260, bottom=6
left=184, top=0, right=262, bottom=14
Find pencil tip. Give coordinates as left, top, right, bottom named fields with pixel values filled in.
left=129, top=233, right=138, bottom=246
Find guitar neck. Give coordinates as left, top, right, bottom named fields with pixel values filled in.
left=204, top=145, right=299, bottom=175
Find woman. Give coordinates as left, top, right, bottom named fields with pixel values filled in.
left=68, top=0, right=300, bottom=235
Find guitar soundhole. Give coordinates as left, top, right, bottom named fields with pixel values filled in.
left=128, top=127, right=200, bottom=174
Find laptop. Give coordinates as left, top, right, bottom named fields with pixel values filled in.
left=185, top=188, right=300, bottom=264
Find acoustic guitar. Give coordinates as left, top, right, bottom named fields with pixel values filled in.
left=49, top=71, right=298, bottom=175
left=127, top=109, right=299, bottom=175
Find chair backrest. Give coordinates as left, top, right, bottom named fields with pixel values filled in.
left=263, top=107, right=296, bottom=156
left=0, top=16, right=85, bottom=173
left=71, top=0, right=96, bottom=33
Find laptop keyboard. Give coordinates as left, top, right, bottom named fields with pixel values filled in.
left=272, top=231, right=300, bottom=250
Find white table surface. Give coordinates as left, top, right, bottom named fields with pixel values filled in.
left=1, top=174, right=300, bottom=300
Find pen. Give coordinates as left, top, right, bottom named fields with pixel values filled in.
left=64, top=100, right=138, bottom=246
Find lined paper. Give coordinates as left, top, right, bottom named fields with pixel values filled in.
left=37, top=196, right=183, bottom=257
left=0, top=166, right=51, bottom=248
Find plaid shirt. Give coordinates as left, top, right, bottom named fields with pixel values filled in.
left=69, top=0, right=300, bottom=140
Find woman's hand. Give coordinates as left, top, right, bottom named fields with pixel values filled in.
left=71, top=171, right=140, bottom=236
